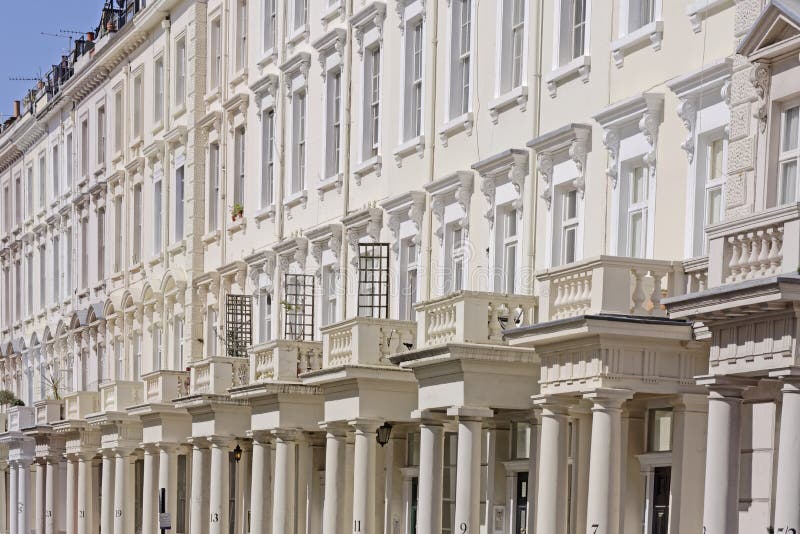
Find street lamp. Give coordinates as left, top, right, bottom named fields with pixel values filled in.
left=376, top=422, right=393, bottom=447
left=233, top=443, right=242, bottom=463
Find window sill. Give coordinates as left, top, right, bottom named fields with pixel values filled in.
left=152, top=120, right=164, bottom=135
left=230, top=69, right=248, bottom=87
left=172, top=103, right=187, bottom=120
left=320, top=1, right=344, bottom=26
left=202, top=229, right=221, bottom=246
left=438, top=112, right=474, bottom=147
left=111, top=270, right=124, bottom=282
left=94, top=164, right=106, bottom=177
left=146, top=255, right=162, bottom=267
left=112, top=151, right=124, bottom=165
left=489, top=85, right=529, bottom=122
left=253, top=205, right=275, bottom=224
left=317, top=173, right=343, bottom=199
left=283, top=190, right=308, bottom=219
left=257, top=49, right=278, bottom=68
left=353, top=155, right=382, bottom=183
left=544, top=55, right=591, bottom=98
left=287, top=25, right=309, bottom=48
left=611, top=21, right=664, bottom=67
left=204, top=89, right=221, bottom=105
left=77, top=288, right=89, bottom=299
left=93, top=280, right=106, bottom=293
left=227, top=217, right=247, bottom=236
left=129, top=138, right=144, bottom=152
left=129, top=261, right=144, bottom=274
left=687, top=0, right=731, bottom=33
left=392, top=136, right=425, bottom=167
left=168, top=240, right=186, bottom=256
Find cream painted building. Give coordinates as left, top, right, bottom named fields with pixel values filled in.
left=0, top=0, right=797, bottom=534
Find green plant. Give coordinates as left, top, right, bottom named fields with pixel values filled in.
left=231, top=203, right=244, bottom=221
left=0, top=390, right=16, bottom=407
left=42, top=371, right=64, bottom=401
left=12, top=399, right=25, bottom=407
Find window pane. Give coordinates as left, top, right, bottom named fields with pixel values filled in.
left=629, top=211, right=644, bottom=257
left=705, top=186, right=722, bottom=226
left=781, top=160, right=798, bottom=204
left=564, top=227, right=576, bottom=264
left=709, top=138, right=724, bottom=181
left=564, top=189, right=577, bottom=220
left=783, top=106, right=799, bottom=151
left=631, top=166, right=646, bottom=204
left=648, top=408, right=673, bottom=452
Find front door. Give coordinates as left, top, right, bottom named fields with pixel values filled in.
left=651, top=466, right=671, bottom=534
left=515, top=471, right=529, bottom=534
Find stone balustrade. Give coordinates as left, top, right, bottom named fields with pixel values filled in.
left=683, top=256, right=709, bottom=294
left=705, top=204, right=800, bottom=288
left=99, top=380, right=144, bottom=412
left=189, top=356, right=250, bottom=395
left=537, top=256, right=684, bottom=321
left=63, top=391, right=100, bottom=420
left=7, top=406, right=35, bottom=431
left=249, top=339, right=323, bottom=383
left=34, top=399, right=64, bottom=425
left=414, top=291, right=537, bottom=349
left=321, top=317, right=416, bottom=368
left=142, top=369, right=190, bottom=404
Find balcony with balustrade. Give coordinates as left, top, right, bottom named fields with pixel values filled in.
left=388, top=291, right=540, bottom=415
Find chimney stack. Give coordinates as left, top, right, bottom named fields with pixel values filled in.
left=13, top=100, right=20, bottom=118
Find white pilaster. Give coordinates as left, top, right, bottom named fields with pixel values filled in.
left=584, top=389, right=631, bottom=534
left=271, top=431, right=297, bottom=534
left=18, top=458, right=31, bottom=534
left=249, top=434, right=271, bottom=534
left=65, top=457, right=76, bottom=534
left=322, top=426, right=346, bottom=534
left=158, top=444, right=178, bottom=531
left=351, top=420, right=379, bottom=534
left=534, top=398, right=571, bottom=534
left=76, top=454, right=94, bottom=534
left=8, top=462, right=17, bottom=534
left=113, top=449, right=134, bottom=534
left=100, top=451, right=115, bottom=534
left=773, top=378, right=800, bottom=533
left=35, top=460, right=45, bottom=534
left=448, top=407, right=492, bottom=534
left=699, top=378, right=750, bottom=534
left=141, top=446, right=158, bottom=534
left=189, top=439, right=209, bottom=534
left=416, top=418, right=444, bottom=534
left=209, top=438, right=230, bottom=534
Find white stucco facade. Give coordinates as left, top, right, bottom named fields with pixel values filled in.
left=0, top=0, right=797, bottom=534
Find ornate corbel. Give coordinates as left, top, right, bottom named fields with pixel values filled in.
left=537, top=153, right=554, bottom=209
left=431, top=197, right=445, bottom=245
left=639, top=97, right=662, bottom=173
left=569, top=129, right=589, bottom=198
left=601, top=129, right=620, bottom=189
left=676, top=96, right=697, bottom=163
left=480, top=176, right=496, bottom=224
left=750, top=63, right=770, bottom=134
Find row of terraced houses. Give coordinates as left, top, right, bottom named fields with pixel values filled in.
left=0, top=0, right=799, bottom=534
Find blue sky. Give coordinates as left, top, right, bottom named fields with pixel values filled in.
left=0, top=1, right=106, bottom=119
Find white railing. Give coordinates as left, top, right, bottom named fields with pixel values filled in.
left=189, top=356, right=250, bottom=395
left=7, top=406, right=35, bottom=431
left=34, top=400, right=63, bottom=425
left=537, top=256, right=684, bottom=322
left=415, top=291, right=537, bottom=349
left=321, top=317, right=416, bottom=368
left=683, top=256, right=709, bottom=293
left=143, top=369, right=190, bottom=404
left=249, top=340, right=323, bottom=383
left=707, top=203, right=800, bottom=288
left=99, top=380, right=144, bottom=412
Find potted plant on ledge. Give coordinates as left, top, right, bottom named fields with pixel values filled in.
left=231, top=203, right=244, bottom=222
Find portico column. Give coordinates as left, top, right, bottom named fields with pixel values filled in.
left=158, top=444, right=178, bottom=532
left=100, top=451, right=115, bottom=534
left=773, top=377, right=800, bottom=533
left=189, top=439, right=209, bottom=534
left=699, top=378, right=749, bottom=534
left=209, top=437, right=230, bottom=534
left=0, top=462, right=8, bottom=534
left=8, top=462, right=16, bottom=534
left=35, top=460, right=45, bottom=534
left=416, top=416, right=444, bottom=534
left=18, top=458, right=31, bottom=534
left=584, top=389, right=631, bottom=534
left=76, top=453, right=94, bottom=534
left=141, top=446, right=158, bottom=534
left=249, top=433, right=271, bottom=534
left=271, top=431, right=296, bottom=534
left=448, top=407, right=493, bottom=534
left=44, top=456, right=63, bottom=534
left=321, top=425, right=346, bottom=534
left=351, top=420, right=379, bottom=534
left=65, top=456, right=76, bottom=534
left=534, top=398, right=571, bottom=534
left=113, top=449, right=134, bottom=534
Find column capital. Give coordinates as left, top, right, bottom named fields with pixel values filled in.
left=247, top=429, right=273, bottom=443
left=532, top=394, right=575, bottom=415
left=270, top=429, right=298, bottom=442
left=583, top=388, right=633, bottom=410
left=348, top=418, right=382, bottom=434
left=207, top=435, right=234, bottom=449
left=154, top=441, right=180, bottom=453
left=319, top=422, right=350, bottom=437
left=446, top=405, right=493, bottom=421
left=410, top=409, right=448, bottom=426
left=671, top=393, right=708, bottom=413
left=187, top=436, right=210, bottom=448
left=697, top=375, right=757, bottom=398
left=111, top=446, right=136, bottom=458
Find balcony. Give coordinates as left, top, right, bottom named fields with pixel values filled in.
left=63, top=391, right=101, bottom=420
left=34, top=399, right=64, bottom=425
left=249, top=339, right=322, bottom=384
left=189, top=357, right=250, bottom=396
left=99, top=380, right=144, bottom=412
left=142, top=369, right=190, bottom=404
left=414, top=291, right=537, bottom=349
left=7, top=406, right=35, bottom=432
left=706, top=203, right=800, bottom=288
left=536, top=256, right=684, bottom=322
left=321, top=317, right=416, bottom=368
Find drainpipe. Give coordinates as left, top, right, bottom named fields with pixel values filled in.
left=423, top=0, right=439, bottom=303
left=340, top=0, right=353, bottom=320
left=162, top=17, right=171, bottom=270
left=220, top=0, right=231, bottom=265
left=527, top=0, right=543, bottom=298
left=275, top=0, right=288, bottom=242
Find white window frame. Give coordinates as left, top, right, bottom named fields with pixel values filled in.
left=261, top=109, right=275, bottom=208
left=623, top=0, right=657, bottom=34
left=175, top=35, right=187, bottom=109
left=362, top=44, right=382, bottom=161
left=80, top=116, right=90, bottom=178
left=257, top=290, right=273, bottom=344
left=153, top=172, right=163, bottom=255
left=208, top=141, right=221, bottom=231
left=262, top=0, right=277, bottom=56
left=132, top=183, right=143, bottom=264
left=209, top=17, right=222, bottom=90
left=174, top=163, right=185, bottom=242
left=321, top=263, right=338, bottom=328
left=494, top=201, right=521, bottom=293
left=621, top=162, right=650, bottom=259
left=152, top=325, right=162, bottom=372
left=554, top=0, right=589, bottom=68
left=399, top=234, right=419, bottom=321
left=324, top=67, right=343, bottom=179
left=235, top=0, right=248, bottom=73
left=96, top=103, right=106, bottom=169
left=173, top=317, right=184, bottom=370
left=778, top=102, right=800, bottom=205
left=444, top=222, right=466, bottom=295
left=496, top=0, right=529, bottom=96
left=291, top=90, right=307, bottom=195
left=233, top=126, right=246, bottom=206
left=132, top=72, right=143, bottom=141
left=113, top=87, right=124, bottom=155
left=291, top=0, right=309, bottom=34
left=154, top=55, right=165, bottom=125
left=446, top=0, right=474, bottom=121
left=399, top=3, right=425, bottom=144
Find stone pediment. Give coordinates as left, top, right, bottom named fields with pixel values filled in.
left=738, top=0, right=800, bottom=61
